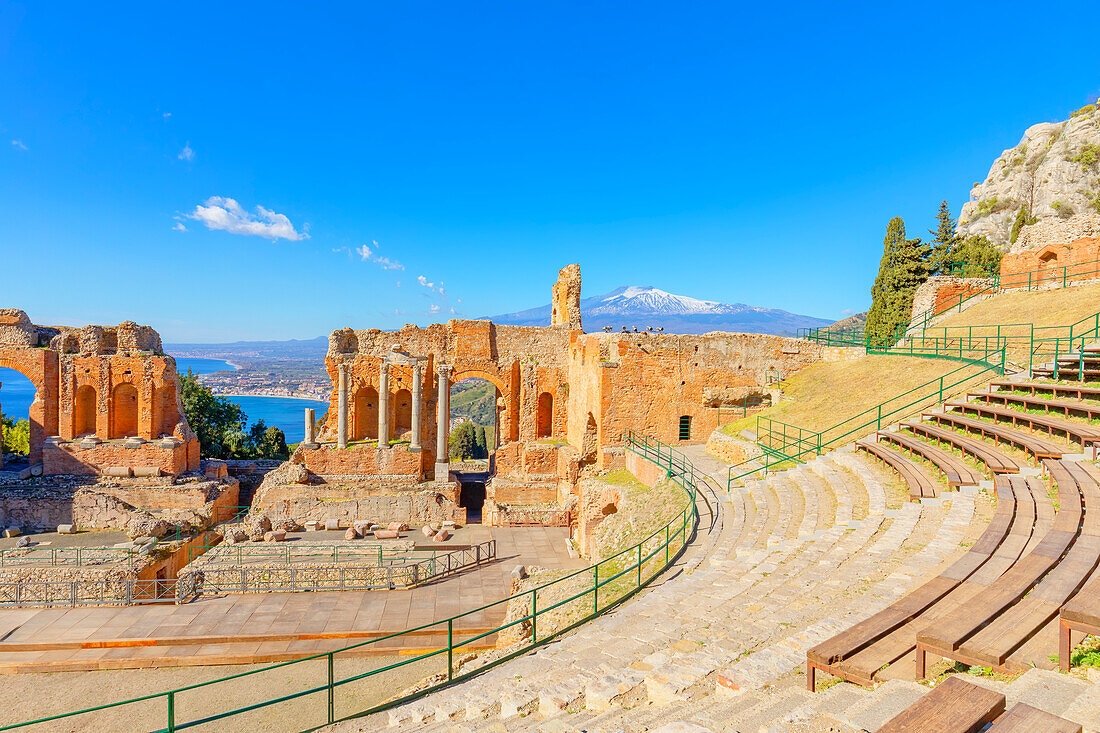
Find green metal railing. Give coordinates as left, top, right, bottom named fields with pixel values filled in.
left=0, top=432, right=699, bottom=732
left=726, top=351, right=1006, bottom=490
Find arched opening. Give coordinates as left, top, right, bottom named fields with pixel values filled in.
left=1039, top=250, right=1059, bottom=266
left=449, top=377, right=498, bottom=464
left=678, top=415, right=692, bottom=441
left=0, top=367, right=36, bottom=468
left=74, top=386, right=97, bottom=437
left=580, top=412, right=597, bottom=466
left=458, top=480, right=487, bottom=523
left=353, top=386, right=378, bottom=441
left=392, top=388, right=413, bottom=440
left=537, top=391, right=553, bottom=438
left=111, top=383, right=139, bottom=438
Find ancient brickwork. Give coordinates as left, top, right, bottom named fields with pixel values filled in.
left=1000, top=235, right=1100, bottom=288
left=0, top=309, right=199, bottom=475
left=550, top=264, right=583, bottom=331
left=909, top=276, right=996, bottom=322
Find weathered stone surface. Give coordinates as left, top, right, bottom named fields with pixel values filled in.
left=421, top=525, right=436, bottom=537
left=125, top=513, right=169, bottom=540
left=432, top=529, right=450, bottom=542
left=387, top=521, right=409, bottom=532
left=56, top=524, right=75, bottom=534
left=344, top=527, right=359, bottom=540
left=374, top=529, right=400, bottom=540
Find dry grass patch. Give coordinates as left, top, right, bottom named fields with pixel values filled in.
left=936, top=282, right=1100, bottom=331
left=721, top=356, right=968, bottom=439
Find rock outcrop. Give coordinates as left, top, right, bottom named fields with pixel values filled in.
left=958, top=105, right=1100, bottom=251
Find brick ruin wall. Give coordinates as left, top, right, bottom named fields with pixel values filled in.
left=0, top=309, right=199, bottom=476
left=909, top=276, right=997, bottom=323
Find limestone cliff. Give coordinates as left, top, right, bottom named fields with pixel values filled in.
left=957, top=105, right=1100, bottom=252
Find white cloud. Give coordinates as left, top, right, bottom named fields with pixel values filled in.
left=11, top=139, right=27, bottom=151
left=355, top=240, right=404, bottom=271
left=163, top=112, right=172, bottom=120
left=429, top=304, right=441, bottom=314
left=186, top=196, right=309, bottom=241
left=178, top=143, right=194, bottom=162
left=395, top=280, right=401, bottom=288
left=172, top=222, right=187, bottom=232
left=840, top=308, right=857, bottom=316
left=417, top=275, right=445, bottom=296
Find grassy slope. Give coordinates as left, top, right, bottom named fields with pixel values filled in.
left=721, top=355, right=965, bottom=437
left=936, top=282, right=1100, bottom=331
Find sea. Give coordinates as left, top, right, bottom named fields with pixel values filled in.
left=0, top=357, right=327, bottom=444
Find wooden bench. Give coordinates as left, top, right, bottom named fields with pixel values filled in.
left=901, top=421, right=1023, bottom=474
left=944, top=400, right=1100, bottom=456
left=989, top=380, right=1100, bottom=402
left=877, top=675, right=1004, bottom=733
left=972, top=390, right=1100, bottom=422
left=857, top=440, right=939, bottom=500
left=1055, top=462, right=1100, bottom=672
left=877, top=431, right=984, bottom=487
left=924, top=411, right=1065, bottom=462
left=807, top=476, right=1030, bottom=689
left=986, top=702, right=1083, bottom=733
left=915, top=460, right=1094, bottom=677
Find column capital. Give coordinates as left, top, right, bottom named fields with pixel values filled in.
left=437, top=363, right=452, bottom=378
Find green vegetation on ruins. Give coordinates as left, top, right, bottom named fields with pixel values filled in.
left=1, top=414, right=29, bottom=456
left=180, top=371, right=289, bottom=460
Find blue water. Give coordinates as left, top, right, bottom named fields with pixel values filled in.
left=0, top=358, right=327, bottom=444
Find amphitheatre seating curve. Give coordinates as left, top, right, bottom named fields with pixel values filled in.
left=944, top=400, right=1100, bottom=454
left=806, top=475, right=1035, bottom=689
left=875, top=430, right=983, bottom=488
left=990, top=380, right=1100, bottom=402
left=972, top=390, right=1100, bottom=422
left=923, top=410, right=1065, bottom=461
left=876, top=675, right=1004, bottom=733
left=856, top=440, right=939, bottom=500
left=900, top=421, right=1024, bottom=474
left=914, top=459, right=1097, bottom=677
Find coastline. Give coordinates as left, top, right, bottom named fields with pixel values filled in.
left=213, top=392, right=328, bottom=403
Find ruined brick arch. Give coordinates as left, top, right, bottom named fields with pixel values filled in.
left=74, top=385, right=97, bottom=437
left=352, top=385, right=378, bottom=441
left=0, top=351, right=55, bottom=464
left=392, top=388, right=413, bottom=439
left=110, top=383, right=139, bottom=438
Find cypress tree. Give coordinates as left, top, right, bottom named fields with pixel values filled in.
left=475, top=426, right=488, bottom=458
left=865, top=217, right=930, bottom=343
left=927, top=201, right=958, bottom=274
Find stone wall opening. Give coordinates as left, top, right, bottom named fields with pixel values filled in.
left=450, top=377, right=499, bottom=461
left=74, top=386, right=97, bottom=437
left=0, top=367, right=35, bottom=469
left=678, top=415, right=692, bottom=441
left=392, top=388, right=413, bottom=441
left=458, top=479, right=487, bottom=523
left=537, top=391, right=553, bottom=438
left=352, top=386, right=378, bottom=441
left=111, top=383, right=139, bottom=438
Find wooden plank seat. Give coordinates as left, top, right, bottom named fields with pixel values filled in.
left=901, top=421, right=1024, bottom=474
left=986, top=702, right=1083, bottom=733
left=971, top=390, right=1100, bottom=422
left=915, top=461, right=1090, bottom=677
left=806, top=476, right=1031, bottom=689
left=990, top=380, right=1100, bottom=401
left=876, top=430, right=984, bottom=487
left=1055, top=462, right=1100, bottom=672
left=857, top=440, right=939, bottom=500
left=923, top=411, right=1065, bottom=461
left=944, top=400, right=1100, bottom=455
left=877, top=674, right=1005, bottom=733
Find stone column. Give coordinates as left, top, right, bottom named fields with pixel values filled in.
left=337, top=363, right=348, bottom=449
left=303, top=408, right=317, bottom=448
left=435, top=365, right=450, bottom=478
left=410, top=363, right=423, bottom=451
left=378, top=362, right=390, bottom=448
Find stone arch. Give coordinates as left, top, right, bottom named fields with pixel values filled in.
left=353, top=386, right=378, bottom=441
left=111, top=383, right=139, bottom=438
left=74, top=385, right=97, bottom=437
left=0, top=350, right=58, bottom=463
left=580, top=412, right=598, bottom=466
left=537, top=391, right=553, bottom=438
left=393, top=388, right=413, bottom=439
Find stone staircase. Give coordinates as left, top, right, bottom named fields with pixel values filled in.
left=317, top=446, right=1100, bottom=733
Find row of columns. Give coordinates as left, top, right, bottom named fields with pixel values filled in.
left=330, top=361, right=433, bottom=452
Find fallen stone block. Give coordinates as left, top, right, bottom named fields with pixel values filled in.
left=432, top=529, right=450, bottom=543
left=132, top=466, right=163, bottom=478
left=57, top=524, right=76, bottom=535
left=374, top=529, right=400, bottom=540
left=263, top=531, right=276, bottom=542
left=29, top=464, right=43, bottom=477
left=2, top=527, right=20, bottom=538
left=421, top=525, right=436, bottom=537
left=304, top=521, right=320, bottom=532
left=325, top=518, right=340, bottom=531
left=104, top=467, right=133, bottom=478
left=344, top=527, right=359, bottom=540
left=511, top=565, right=528, bottom=579
left=16, top=536, right=31, bottom=548
left=442, top=520, right=456, bottom=529
left=369, top=524, right=384, bottom=532
left=353, top=520, right=371, bottom=534
left=387, top=521, right=409, bottom=532
left=271, top=530, right=286, bottom=542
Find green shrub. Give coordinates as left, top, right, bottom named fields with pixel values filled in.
left=1071, top=104, right=1097, bottom=117
left=1010, top=206, right=1039, bottom=244
left=1052, top=200, right=1076, bottom=219
left=1070, top=143, right=1100, bottom=170
left=1, top=414, right=30, bottom=455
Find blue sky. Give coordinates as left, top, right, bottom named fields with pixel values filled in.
left=2, top=1, right=1098, bottom=342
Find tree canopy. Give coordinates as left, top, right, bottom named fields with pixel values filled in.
left=179, top=371, right=289, bottom=459
left=865, top=217, right=930, bottom=342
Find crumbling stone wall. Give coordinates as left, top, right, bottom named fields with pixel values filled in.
left=551, top=264, right=583, bottom=331
left=909, top=276, right=996, bottom=323
left=0, top=309, right=198, bottom=475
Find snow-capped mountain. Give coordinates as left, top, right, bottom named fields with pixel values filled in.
left=488, top=285, right=831, bottom=336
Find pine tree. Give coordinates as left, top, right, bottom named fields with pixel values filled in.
left=927, top=200, right=958, bottom=274
left=475, top=426, right=488, bottom=458
left=865, top=217, right=930, bottom=343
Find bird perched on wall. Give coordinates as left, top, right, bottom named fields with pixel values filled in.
left=656, top=327, right=664, bottom=332
left=602, top=326, right=613, bottom=332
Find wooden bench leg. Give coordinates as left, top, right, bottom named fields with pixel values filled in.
left=1060, top=619, right=1072, bottom=673
left=807, top=661, right=816, bottom=691
left=915, top=645, right=927, bottom=680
